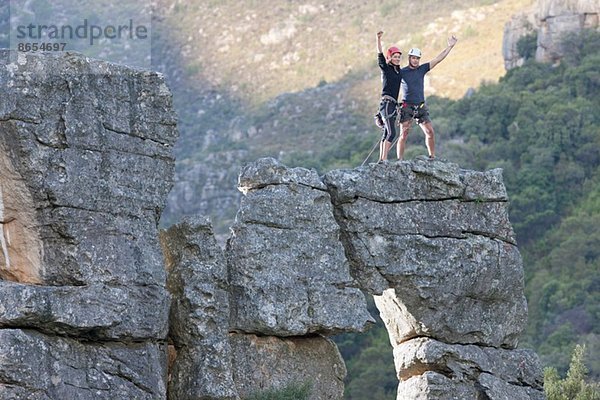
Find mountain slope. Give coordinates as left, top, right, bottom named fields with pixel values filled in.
left=152, top=0, right=535, bottom=231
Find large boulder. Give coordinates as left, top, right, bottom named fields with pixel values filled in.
left=394, top=337, right=544, bottom=399
left=230, top=333, right=346, bottom=400
left=0, top=50, right=177, bottom=399
left=214, top=158, right=542, bottom=399
left=324, top=160, right=527, bottom=348
left=227, top=157, right=374, bottom=336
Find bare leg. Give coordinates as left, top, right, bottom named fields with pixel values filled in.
left=419, top=121, right=435, bottom=158
left=397, top=120, right=412, bottom=160
left=379, top=140, right=392, bottom=161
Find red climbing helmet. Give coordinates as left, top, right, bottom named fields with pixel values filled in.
left=386, top=46, right=402, bottom=60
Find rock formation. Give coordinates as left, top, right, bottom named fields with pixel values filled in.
left=165, top=157, right=545, bottom=399
left=0, top=50, right=177, bottom=399
left=160, top=216, right=237, bottom=400
left=503, top=0, right=599, bottom=69
left=536, top=0, right=599, bottom=63
left=503, top=11, right=537, bottom=69
left=1, top=50, right=544, bottom=399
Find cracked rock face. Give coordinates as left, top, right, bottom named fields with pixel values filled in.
left=0, top=50, right=177, bottom=399
left=503, top=0, right=599, bottom=69
left=0, top=48, right=544, bottom=399
left=227, top=157, right=375, bottom=336
left=164, top=214, right=351, bottom=400
left=324, top=160, right=527, bottom=349
left=216, top=158, right=543, bottom=399
left=0, top=50, right=177, bottom=287
left=394, top=338, right=543, bottom=396
left=161, top=216, right=237, bottom=400
left=0, top=329, right=167, bottom=400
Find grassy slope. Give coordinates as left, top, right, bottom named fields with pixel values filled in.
left=162, top=0, right=533, bottom=105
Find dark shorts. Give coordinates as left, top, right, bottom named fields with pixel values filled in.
left=399, top=102, right=431, bottom=124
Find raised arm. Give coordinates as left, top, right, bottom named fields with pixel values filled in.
left=429, top=35, right=458, bottom=70
left=376, top=31, right=384, bottom=54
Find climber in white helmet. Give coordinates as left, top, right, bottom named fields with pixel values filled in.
left=397, top=35, right=458, bottom=160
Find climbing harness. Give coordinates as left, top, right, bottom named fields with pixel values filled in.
left=402, top=101, right=425, bottom=118
left=362, top=101, right=427, bottom=166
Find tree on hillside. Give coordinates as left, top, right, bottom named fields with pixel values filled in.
left=544, top=344, right=600, bottom=400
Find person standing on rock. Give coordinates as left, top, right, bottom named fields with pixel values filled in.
left=375, top=30, right=403, bottom=164
left=396, top=35, right=458, bottom=160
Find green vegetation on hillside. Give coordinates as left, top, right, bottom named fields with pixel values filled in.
left=244, top=382, right=311, bottom=400
left=335, top=299, right=397, bottom=399
left=545, top=345, right=600, bottom=400
left=332, top=29, right=600, bottom=394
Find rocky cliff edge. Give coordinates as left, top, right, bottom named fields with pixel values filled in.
left=164, top=157, right=545, bottom=400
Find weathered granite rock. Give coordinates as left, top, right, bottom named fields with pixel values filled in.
left=324, top=160, right=527, bottom=348
left=0, top=329, right=167, bottom=399
left=397, top=372, right=479, bottom=400
left=0, top=50, right=177, bottom=287
left=323, top=157, right=509, bottom=204
left=227, top=157, right=374, bottom=336
left=0, top=51, right=546, bottom=400
left=394, top=337, right=544, bottom=399
left=372, top=235, right=527, bottom=348
left=503, top=0, right=599, bottom=68
left=396, top=370, right=545, bottom=400
left=230, top=333, right=346, bottom=400
left=503, top=12, right=537, bottom=69
left=0, top=50, right=177, bottom=399
left=217, top=158, right=542, bottom=399
left=237, top=156, right=327, bottom=193
left=161, top=216, right=237, bottom=400
left=0, top=281, right=168, bottom=340
left=478, top=373, right=546, bottom=400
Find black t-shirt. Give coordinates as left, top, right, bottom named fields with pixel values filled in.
left=401, top=63, right=430, bottom=103
left=378, top=53, right=402, bottom=101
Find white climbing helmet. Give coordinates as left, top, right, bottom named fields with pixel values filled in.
left=408, top=48, right=422, bottom=58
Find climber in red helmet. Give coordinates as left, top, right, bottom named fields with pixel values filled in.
left=375, top=30, right=403, bottom=164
